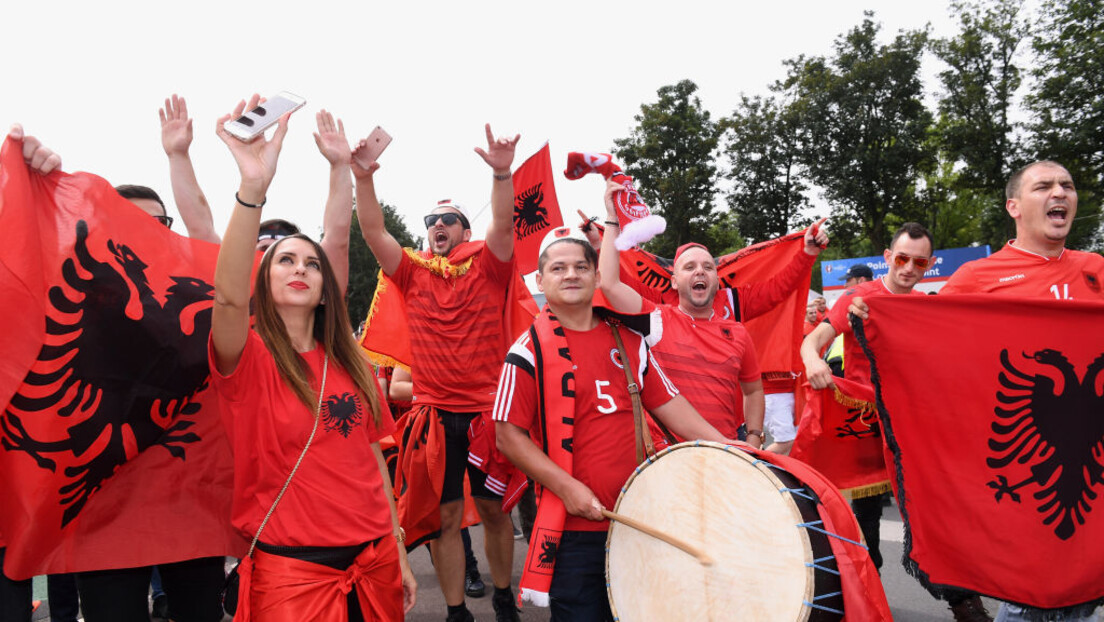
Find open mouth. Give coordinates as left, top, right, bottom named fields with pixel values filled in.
left=1047, top=206, right=1068, bottom=222
left=434, top=231, right=449, bottom=245
left=691, top=281, right=708, bottom=292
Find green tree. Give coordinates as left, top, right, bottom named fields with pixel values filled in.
left=345, top=203, right=423, bottom=328
left=930, top=0, right=1027, bottom=247
left=722, top=94, right=812, bottom=244
left=783, top=14, right=935, bottom=254
left=613, top=79, right=721, bottom=257
left=1024, top=0, right=1104, bottom=250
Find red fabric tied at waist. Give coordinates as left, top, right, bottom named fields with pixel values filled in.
left=238, top=540, right=402, bottom=622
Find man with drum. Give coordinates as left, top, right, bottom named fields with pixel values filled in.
left=493, top=227, right=732, bottom=621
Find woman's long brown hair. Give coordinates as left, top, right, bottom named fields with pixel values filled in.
left=253, top=234, right=382, bottom=427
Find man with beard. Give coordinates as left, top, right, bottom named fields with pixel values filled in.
left=598, top=179, right=828, bottom=450
left=353, top=125, right=523, bottom=622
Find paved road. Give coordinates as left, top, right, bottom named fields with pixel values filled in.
left=29, top=502, right=1099, bottom=620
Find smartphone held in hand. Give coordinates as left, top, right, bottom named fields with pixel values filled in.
left=354, top=126, right=393, bottom=166
left=224, top=92, right=306, bottom=142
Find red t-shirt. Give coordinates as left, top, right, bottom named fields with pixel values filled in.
left=209, top=331, right=395, bottom=547
left=494, top=324, right=678, bottom=531
left=391, top=247, right=515, bottom=411
left=828, top=278, right=926, bottom=386
left=644, top=303, right=760, bottom=437
left=941, top=243, right=1104, bottom=300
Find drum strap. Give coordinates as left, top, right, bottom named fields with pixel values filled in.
left=609, top=321, right=661, bottom=463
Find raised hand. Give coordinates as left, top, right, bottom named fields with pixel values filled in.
left=804, top=217, right=829, bottom=255
left=473, top=123, right=519, bottom=173
left=351, top=138, right=382, bottom=180
left=215, top=94, right=291, bottom=196
left=8, top=124, right=63, bottom=175
left=159, top=94, right=193, bottom=157
left=312, top=110, right=351, bottom=166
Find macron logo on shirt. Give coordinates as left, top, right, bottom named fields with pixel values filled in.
left=999, top=274, right=1026, bottom=283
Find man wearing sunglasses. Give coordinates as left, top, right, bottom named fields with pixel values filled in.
left=353, top=125, right=524, bottom=622
left=802, top=223, right=934, bottom=392
left=799, top=222, right=933, bottom=577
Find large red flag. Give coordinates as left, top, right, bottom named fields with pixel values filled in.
left=790, top=377, right=890, bottom=497
left=512, top=143, right=563, bottom=274
left=856, top=295, right=1104, bottom=611
left=0, top=137, right=246, bottom=579
left=717, top=232, right=808, bottom=383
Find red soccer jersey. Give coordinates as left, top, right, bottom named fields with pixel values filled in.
left=828, top=278, right=927, bottom=386
left=210, top=332, right=395, bottom=547
left=941, top=243, right=1104, bottom=300
left=391, top=246, right=516, bottom=411
left=643, top=303, right=760, bottom=437
left=494, top=324, right=679, bottom=531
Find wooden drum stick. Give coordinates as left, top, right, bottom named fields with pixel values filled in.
left=601, top=509, right=713, bottom=566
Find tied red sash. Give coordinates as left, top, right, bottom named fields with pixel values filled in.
left=517, top=308, right=577, bottom=606
left=235, top=539, right=402, bottom=622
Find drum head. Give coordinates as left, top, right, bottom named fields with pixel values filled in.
left=607, top=442, right=816, bottom=621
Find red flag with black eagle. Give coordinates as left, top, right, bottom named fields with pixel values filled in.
left=0, top=137, right=246, bottom=579
left=512, top=143, right=563, bottom=275
left=790, top=377, right=890, bottom=496
left=855, top=294, right=1104, bottom=612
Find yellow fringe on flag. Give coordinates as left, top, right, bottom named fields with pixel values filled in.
left=833, top=387, right=878, bottom=426
left=403, top=247, right=474, bottom=279
left=845, top=480, right=894, bottom=500
left=358, top=269, right=410, bottom=373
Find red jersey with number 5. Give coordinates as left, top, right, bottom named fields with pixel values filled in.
left=941, top=243, right=1104, bottom=300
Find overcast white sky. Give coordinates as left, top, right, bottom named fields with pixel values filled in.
left=2, top=1, right=961, bottom=246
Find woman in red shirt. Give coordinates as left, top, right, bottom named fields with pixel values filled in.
left=208, top=96, right=415, bottom=621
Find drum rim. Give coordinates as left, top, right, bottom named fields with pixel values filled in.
left=605, top=441, right=817, bottom=622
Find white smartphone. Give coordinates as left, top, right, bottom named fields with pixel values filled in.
left=353, top=126, right=393, bottom=167
left=224, top=91, right=306, bottom=142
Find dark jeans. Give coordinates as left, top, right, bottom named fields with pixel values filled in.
left=852, top=493, right=885, bottom=570
left=47, top=573, right=80, bottom=622
left=549, top=531, right=613, bottom=622
left=76, top=556, right=225, bottom=622
left=0, top=548, right=32, bottom=622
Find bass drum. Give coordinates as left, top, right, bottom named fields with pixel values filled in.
left=606, top=441, right=844, bottom=621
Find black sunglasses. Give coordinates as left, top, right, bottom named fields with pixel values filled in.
left=424, top=212, right=470, bottom=229
left=153, top=215, right=174, bottom=229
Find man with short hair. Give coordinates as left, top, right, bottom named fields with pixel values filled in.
left=353, top=125, right=522, bottom=622
left=935, top=161, right=1101, bottom=622
left=801, top=223, right=933, bottom=577
left=941, top=161, right=1102, bottom=300
left=598, top=180, right=828, bottom=453
left=494, top=227, right=731, bottom=621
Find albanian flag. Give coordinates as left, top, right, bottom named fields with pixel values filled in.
left=790, top=377, right=891, bottom=497
left=512, top=143, right=563, bottom=275
left=0, top=137, right=245, bottom=579
left=620, top=230, right=810, bottom=384
left=855, top=294, right=1104, bottom=611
